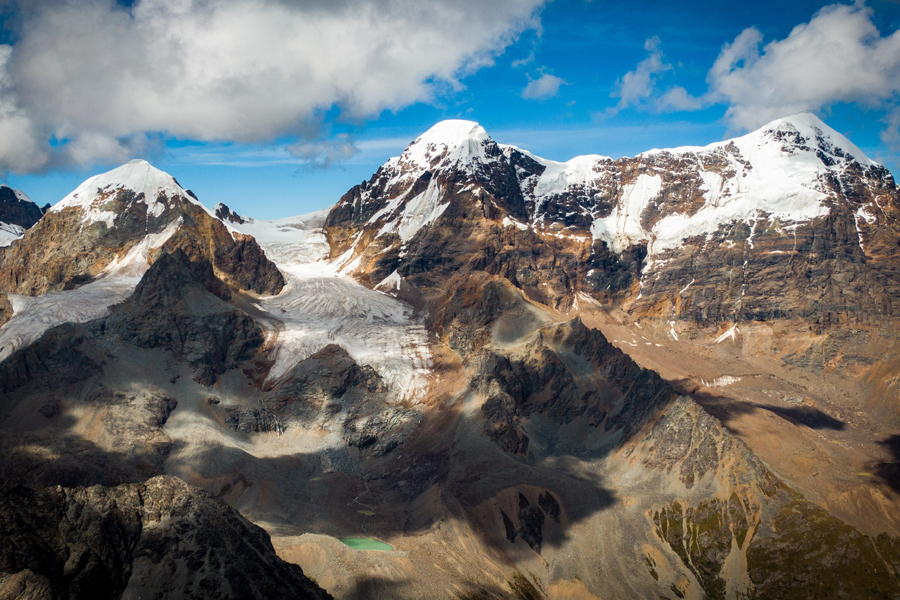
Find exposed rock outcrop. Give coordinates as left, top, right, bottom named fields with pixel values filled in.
left=0, top=476, right=332, bottom=600
left=0, top=186, right=44, bottom=231
left=106, top=249, right=264, bottom=385
left=324, top=115, right=900, bottom=330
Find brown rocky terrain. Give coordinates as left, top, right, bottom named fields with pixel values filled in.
left=2, top=114, right=900, bottom=599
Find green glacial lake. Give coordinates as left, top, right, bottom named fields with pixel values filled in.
left=338, top=537, right=393, bottom=551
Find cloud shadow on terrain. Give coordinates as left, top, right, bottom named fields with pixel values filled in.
left=685, top=383, right=846, bottom=433
left=874, top=434, right=900, bottom=492
left=0, top=399, right=175, bottom=491
left=757, top=404, right=846, bottom=430
left=0, top=341, right=622, bottom=560
left=0, top=269, right=728, bottom=598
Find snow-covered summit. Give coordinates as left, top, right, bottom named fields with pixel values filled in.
left=396, top=119, right=495, bottom=171
left=51, top=159, right=203, bottom=225
left=494, top=112, right=886, bottom=255
left=641, top=111, right=877, bottom=168
left=746, top=111, right=876, bottom=167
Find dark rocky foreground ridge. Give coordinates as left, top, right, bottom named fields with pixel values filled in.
left=0, top=476, right=332, bottom=600
left=1, top=115, right=900, bottom=599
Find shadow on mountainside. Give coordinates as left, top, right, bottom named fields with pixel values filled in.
left=687, top=384, right=846, bottom=433
left=757, top=404, right=846, bottom=430
left=0, top=324, right=622, bottom=543
left=0, top=259, right=818, bottom=599
left=874, top=434, right=900, bottom=493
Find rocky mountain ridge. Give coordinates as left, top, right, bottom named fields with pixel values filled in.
left=1, top=114, right=899, bottom=599
left=326, top=114, right=900, bottom=322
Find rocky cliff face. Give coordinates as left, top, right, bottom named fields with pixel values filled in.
left=0, top=186, right=44, bottom=235
left=0, top=476, right=332, bottom=600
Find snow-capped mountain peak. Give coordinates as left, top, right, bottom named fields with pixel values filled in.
left=50, top=159, right=203, bottom=226
left=753, top=111, right=877, bottom=167
left=398, top=119, right=495, bottom=171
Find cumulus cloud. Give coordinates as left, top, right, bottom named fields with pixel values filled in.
left=522, top=71, right=566, bottom=100
left=656, top=86, right=705, bottom=111
left=708, top=3, right=900, bottom=129
left=0, top=0, right=544, bottom=173
left=612, top=2, right=900, bottom=142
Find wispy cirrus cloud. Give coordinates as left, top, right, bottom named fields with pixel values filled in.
left=0, top=0, right=545, bottom=174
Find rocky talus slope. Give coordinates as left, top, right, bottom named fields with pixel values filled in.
left=1, top=113, right=900, bottom=600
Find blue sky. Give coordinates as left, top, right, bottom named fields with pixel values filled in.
left=2, top=0, right=899, bottom=219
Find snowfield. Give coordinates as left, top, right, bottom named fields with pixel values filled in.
left=257, top=263, right=432, bottom=403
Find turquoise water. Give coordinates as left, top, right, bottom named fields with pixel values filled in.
left=338, top=537, right=393, bottom=551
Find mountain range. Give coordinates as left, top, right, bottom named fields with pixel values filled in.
left=1, top=112, right=899, bottom=600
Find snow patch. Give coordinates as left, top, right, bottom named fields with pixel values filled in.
left=502, top=215, right=529, bottom=230
left=701, top=375, right=742, bottom=387
left=530, top=153, right=610, bottom=199
left=0, top=221, right=25, bottom=247
left=375, top=270, right=403, bottom=292
left=715, top=324, right=739, bottom=344
left=590, top=174, right=662, bottom=253
left=396, top=178, right=450, bottom=242
left=678, top=278, right=695, bottom=295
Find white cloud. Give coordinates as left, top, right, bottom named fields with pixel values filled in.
left=522, top=71, right=566, bottom=100
left=512, top=51, right=535, bottom=68
left=707, top=3, right=900, bottom=130
left=883, top=108, right=900, bottom=152
left=0, top=0, right=544, bottom=173
left=608, top=36, right=672, bottom=113
left=287, top=135, right=359, bottom=169
left=656, top=86, right=705, bottom=112
left=606, top=3, right=900, bottom=152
